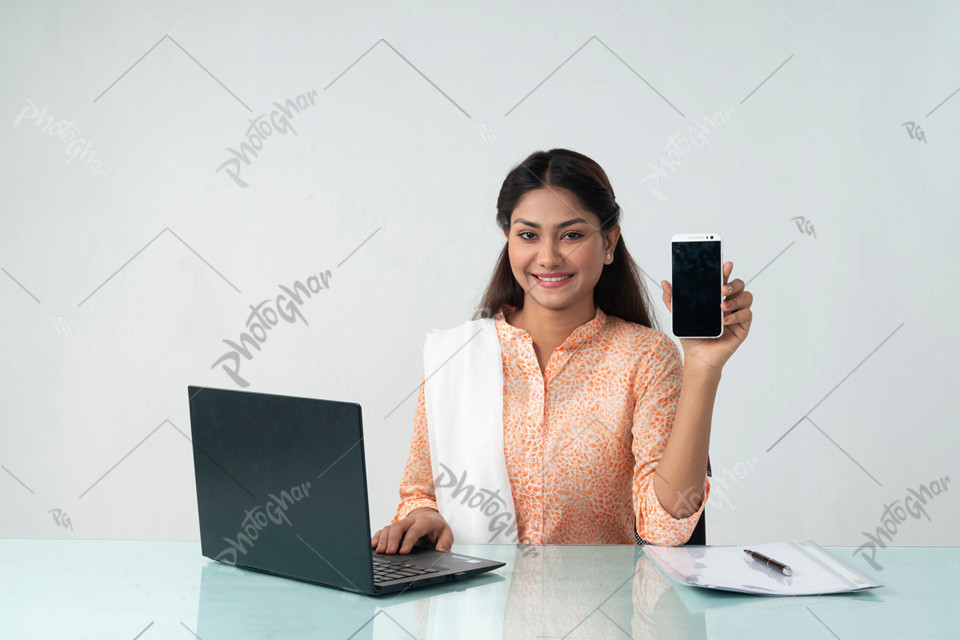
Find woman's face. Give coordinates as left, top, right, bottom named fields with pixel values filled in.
left=505, top=186, right=620, bottom=314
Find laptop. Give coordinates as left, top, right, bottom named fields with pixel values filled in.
left=186, top=385, right=505, bottom=596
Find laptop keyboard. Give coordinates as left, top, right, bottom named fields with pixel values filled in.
left=372, top=554, right=441, bottom=583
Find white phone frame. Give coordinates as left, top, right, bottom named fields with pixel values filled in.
left=670, top=233, right=724, bottom=339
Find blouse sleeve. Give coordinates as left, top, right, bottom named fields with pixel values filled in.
left=391, top=375, right=439, bottom=523
left=631, top=332, right=710, bottom=545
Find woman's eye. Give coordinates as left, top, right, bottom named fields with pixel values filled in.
left=516, top=230, right=584, bottom=240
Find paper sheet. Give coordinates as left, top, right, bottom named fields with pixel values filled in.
left=643, top=540, right=882, bottom=596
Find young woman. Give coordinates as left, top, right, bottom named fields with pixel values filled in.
left=371, top=148, right=754, bottom=554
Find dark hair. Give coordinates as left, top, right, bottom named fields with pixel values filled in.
left=474, top=148, right=660, bottom=331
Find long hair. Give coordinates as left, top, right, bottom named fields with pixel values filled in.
left=474, top=148, right=660, bottom=331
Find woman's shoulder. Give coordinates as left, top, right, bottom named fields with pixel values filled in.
left=602, top=314, right=682, bottom=380
left=603, top=313, right=679, bottom=357
left=424, top=314, right=495, bottom=342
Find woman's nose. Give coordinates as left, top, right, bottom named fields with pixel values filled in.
left=538, top=239, right=564, bottom=266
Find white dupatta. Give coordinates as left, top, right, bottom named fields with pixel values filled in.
left=423, top=316, right=520, bottom=544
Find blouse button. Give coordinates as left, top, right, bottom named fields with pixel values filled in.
left=527, top=455, right=537, bottom=465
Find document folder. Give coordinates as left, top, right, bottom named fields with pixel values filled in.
left=643, top=540, right=882, bottom=596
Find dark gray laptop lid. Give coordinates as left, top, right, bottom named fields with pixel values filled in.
left=187, top=385, right=375, bottom=594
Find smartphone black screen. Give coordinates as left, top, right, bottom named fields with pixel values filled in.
left=671, top=239, right=722, bottom=338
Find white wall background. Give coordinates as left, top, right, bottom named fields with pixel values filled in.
left=2, top=1, right=958, bottom=549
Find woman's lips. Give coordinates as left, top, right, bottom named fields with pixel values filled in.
left=533, top=273, right=573, bottom=288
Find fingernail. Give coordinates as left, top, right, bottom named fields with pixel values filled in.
left=725, top=286, right=732, bottom=293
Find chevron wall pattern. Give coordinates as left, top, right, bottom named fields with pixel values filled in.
left=2, top=2, right=958, bottom=563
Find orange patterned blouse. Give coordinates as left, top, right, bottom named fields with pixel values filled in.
left=392, top=305, right=709, bottom=546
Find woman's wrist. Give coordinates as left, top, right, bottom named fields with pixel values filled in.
left=681, top=354, right=724, bottom=381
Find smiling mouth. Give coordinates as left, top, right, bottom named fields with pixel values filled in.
left=533, top=274, right=573, bottom=282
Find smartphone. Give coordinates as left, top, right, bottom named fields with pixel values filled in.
left=671, top=234, right=723, bottom=338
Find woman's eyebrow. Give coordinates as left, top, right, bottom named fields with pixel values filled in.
left=512, top=217, right=589, bottom=229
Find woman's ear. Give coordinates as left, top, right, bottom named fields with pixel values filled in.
left=605, top=224, right=621, bottom=255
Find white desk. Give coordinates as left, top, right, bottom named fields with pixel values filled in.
left=1, top=540, right=956, bottom=639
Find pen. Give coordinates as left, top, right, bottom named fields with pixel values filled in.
left=744, top=549, right=793, bottom=576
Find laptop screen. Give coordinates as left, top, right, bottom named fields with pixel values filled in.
left=187, top=386, right=375, bottom=593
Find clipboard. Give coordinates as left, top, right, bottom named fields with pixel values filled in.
left=643, top=540, right=883, bottom=596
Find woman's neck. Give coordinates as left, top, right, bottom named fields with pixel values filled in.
left=505, top=297, right=597, bottom=348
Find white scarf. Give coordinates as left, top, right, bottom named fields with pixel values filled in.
left=423, top=316, right=520, bottom=544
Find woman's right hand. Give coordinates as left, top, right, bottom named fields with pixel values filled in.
left=371, top=507, right=454, bottom=554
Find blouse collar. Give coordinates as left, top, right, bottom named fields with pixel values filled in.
left=493, top=304, right=608, bottom=351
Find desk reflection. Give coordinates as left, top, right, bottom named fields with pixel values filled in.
left=500, top=545, right=705, bottom=639
left=196, top=545, right=705, bottom=639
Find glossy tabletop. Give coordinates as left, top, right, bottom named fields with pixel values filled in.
left=1, top=540, right=957, bottom=639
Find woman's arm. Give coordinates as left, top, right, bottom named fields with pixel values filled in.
left=392, top=377, right=440, bottom=522
left=653, top=262, right=753, bottom=518
left=632, top=336, right=709, bottom=545
left=373, top=377, right=457, bottom=554
left=652, top=360, right=720, bottom=518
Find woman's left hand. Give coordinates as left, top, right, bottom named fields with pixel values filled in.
left=661, top=260, right=753, bottom=373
